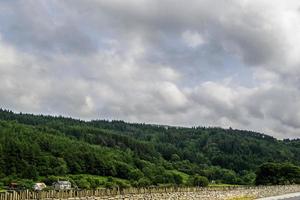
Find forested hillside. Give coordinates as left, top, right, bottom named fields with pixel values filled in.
left=0, top=109, right=300, bottom=189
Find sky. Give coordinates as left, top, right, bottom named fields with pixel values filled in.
left=1, top=0, right=300, bottom=138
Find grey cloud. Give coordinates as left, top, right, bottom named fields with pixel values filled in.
left=245, top=86, right=300, bottom=130
left=1, top=0, right=300, bottom=138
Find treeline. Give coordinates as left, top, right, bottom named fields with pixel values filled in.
left=0, top=109, right=300, bottom=189
left=0, top=120, right=210, bottom=189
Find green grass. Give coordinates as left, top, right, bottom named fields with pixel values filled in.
left=37, top=174, right=131, bottom=189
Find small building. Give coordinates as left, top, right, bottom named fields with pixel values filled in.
left=9, top=183, right=19, bottom=190
left=52, top=181, right=71, bottom=190
left=33, top=183, right=47, bottom=191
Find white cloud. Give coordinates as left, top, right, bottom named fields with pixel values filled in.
left=182, top=30, right=205, bottom=48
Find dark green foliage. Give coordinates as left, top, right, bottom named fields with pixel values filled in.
left=137, top=177, right=152, bottom=187
left=256, top=162, right=300, bottom=185
left=240, top=171, right=256, bottom=185
left=188, top=175, right=209, bottom=187
left=0, top=109, right=300, bottom=188
left=76, top=179, right=91, bottom=189
left=173, top=173, right=183, bottom=185
left=128, top=169, right=144, bottom=181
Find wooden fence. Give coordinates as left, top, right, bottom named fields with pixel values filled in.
left=0, top=186, right=268, bottom=200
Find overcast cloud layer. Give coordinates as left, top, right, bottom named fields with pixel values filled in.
left=1, top=0, right=300, bottom=138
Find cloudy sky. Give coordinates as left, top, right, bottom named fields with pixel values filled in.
left=1, top=0, right=300, bottom=138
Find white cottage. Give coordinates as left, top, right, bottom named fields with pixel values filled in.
left=33, top=183, right=47, bottom=191
left=52, top=181, right=71, bottom=190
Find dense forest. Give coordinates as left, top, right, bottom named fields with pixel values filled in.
left=0, top=109, right=300, bottom=189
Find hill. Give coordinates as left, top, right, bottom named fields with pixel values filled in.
left=0, top=109, right=299, bottom=188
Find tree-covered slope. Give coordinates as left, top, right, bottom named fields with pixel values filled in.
left=0, top=109, right=299, bottom=188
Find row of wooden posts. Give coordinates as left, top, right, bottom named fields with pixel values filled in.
left=0, top=186, right=266, bottom=200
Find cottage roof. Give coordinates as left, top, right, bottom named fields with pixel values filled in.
left=34, top=183, right=46, bottom=186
